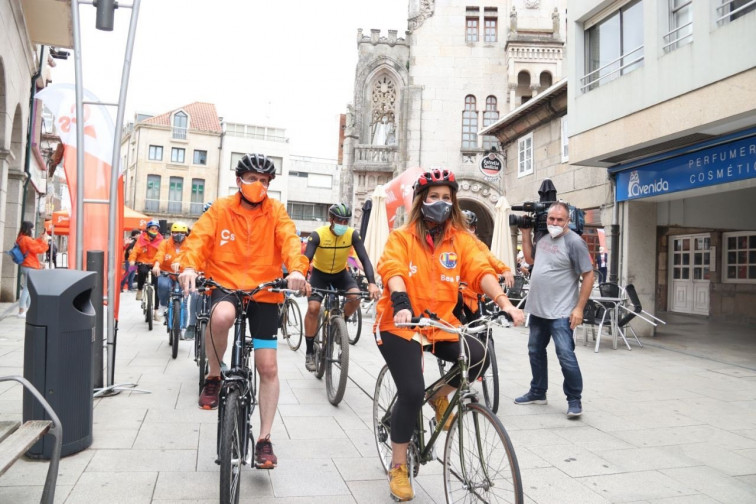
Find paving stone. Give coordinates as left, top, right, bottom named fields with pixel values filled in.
left=64, top=471, right=158, bottom=504
left=268, top=458, right=349, bottom=497
left=579, top=470, right=696, bottom=502
left=87, top=449, right=198, bottom=472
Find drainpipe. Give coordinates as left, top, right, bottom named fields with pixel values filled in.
left=608, top=172, right=620, bottom=284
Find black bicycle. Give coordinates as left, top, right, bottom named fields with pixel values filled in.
left=137, top=264, right=154, bottom=331
left=310, top=287, right=354, bottom=405
left=161, top=272, right=186, bottom=359
left=279, top=294, right=304, bottom=351
left=197, top=277, right=289, bottom=504
left=194, top=283, right=212, bottom=393
left=373, top=310, right=523, bottom=503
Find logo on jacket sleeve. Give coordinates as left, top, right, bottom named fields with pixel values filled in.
left=439, top=252, right=458, bottom=269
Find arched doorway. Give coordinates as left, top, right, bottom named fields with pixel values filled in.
left=459, top=199, right=493, bottom=248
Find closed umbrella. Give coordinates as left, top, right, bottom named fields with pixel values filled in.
left=490, top=196, right=517, bottom=270
left=363, top=185, right=390, bottom=276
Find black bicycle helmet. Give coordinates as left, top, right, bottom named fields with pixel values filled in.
left=413, top=168, right=459, bottom=195
left=328, top=203, right=352, bottom=219
left=462, top=210, right=478, bottom=227
left=235, top=153, right=276, bottom=180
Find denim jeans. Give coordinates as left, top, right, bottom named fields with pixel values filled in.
left=157, top=275, right=187, bottom=328
left=527, top=315, right=583, bottom=401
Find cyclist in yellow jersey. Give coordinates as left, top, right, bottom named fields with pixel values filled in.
left=303, top=203, right=380, bottom=371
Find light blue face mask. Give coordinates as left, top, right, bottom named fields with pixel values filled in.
left=333, top=224, right=348, bottom=236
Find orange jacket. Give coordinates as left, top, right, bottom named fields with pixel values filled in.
left=461, top=233, right=513, bottom=313
left=153, top=237, right=186, bottom=273
left=128, top=231, right=163, bottom=264
left=178, top=193, right=309, bottom=303
left=17, top=234, right=49, bottom=270
left=373, top=224, right=497, bottom=344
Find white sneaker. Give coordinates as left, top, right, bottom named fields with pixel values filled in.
left=17, top=312, right=26, bottom=319
left=153, top=311, right=162, bottom=322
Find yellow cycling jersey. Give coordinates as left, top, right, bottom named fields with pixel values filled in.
left=311, top=225, right=354, bottom=274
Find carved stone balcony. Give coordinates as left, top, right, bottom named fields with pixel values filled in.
left=353, top=145, right=397, bottom=173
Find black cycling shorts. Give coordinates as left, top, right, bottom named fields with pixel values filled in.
left=210, top=290, right=278, bottom=348
left=308, top=268, right=358, bottom=303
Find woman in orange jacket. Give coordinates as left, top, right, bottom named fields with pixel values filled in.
left=129, top=219, right=163, bottom=304
left=16, top=221, right=49, bottom=318
left=373, top=169, right=525, bottom=501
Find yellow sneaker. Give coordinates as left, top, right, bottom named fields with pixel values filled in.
left=429, top=395, right=455, bottom=431
left=388, top=463, right=414, bottom=501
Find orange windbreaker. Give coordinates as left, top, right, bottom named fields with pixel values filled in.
left=153, top=237, right=186, bottom=273
left=128, top=232, right=163, bottom=264
left=461, top=233, right=513, bottom=313
left=373, top=224, right=497, bottom=344
left=178, top=193, right=309, bottom=304
left=17, top=234, right=49, bottom=270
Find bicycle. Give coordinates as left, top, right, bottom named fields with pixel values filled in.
left=310, top=287, right=352, bottom=405
left=197, top=276, right=290, bottom=504
left=161, top=272, right=186, bottom=360
left=194, top=282, right=212, bottom=393
left=279, top=294, right=304, bottom=351
left=372, top=310, right=523, bottom=503
left=137, top=265, right=154, bottom=331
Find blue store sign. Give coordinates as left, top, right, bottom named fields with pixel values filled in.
left=613, top=131, right=756, bottom=202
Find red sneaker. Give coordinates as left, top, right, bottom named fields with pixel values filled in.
left=198, top=376, right=221, bottom=410
left=254, top=434, right=277, bottom=469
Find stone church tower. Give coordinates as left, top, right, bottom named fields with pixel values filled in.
left=344, top=0, right=566, bottom=246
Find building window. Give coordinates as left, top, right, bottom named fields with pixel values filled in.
left=308, top=173, right=332, bottom=189
left=466, top=8, right=479, bottom=42
left=482, top=96, right=499, bottom=151
left=172, top=111, right=187, bottom=140
left=582, top=0, right=644, bottom=92
left=561, top=115, right=569, bottom=162
left=193, top=150, right=207, bottom=165
left=171, top=147, right=185, bottom=164
left=723, top=232, right=756, bottom=283
left=190, top=178, right=205, bottom=215
left=287, top=202, right=329, bottom=221
left=664, top=0, right=692, bottom=52
left=484, top=8, right=498, bottom=43
left=168, top=176, right=183, bottom=214
left=518, top=133, right=533, bottom=177
left=148, top=145, right=163, bottom=161
left=268, top=190, right=281, bottom=200
left=146, top=175, right=160, bottom=212
left=716, top=0, right=756, bottom=24
left=461, top=95, right=478, bottom=150
left=230, top=152, right=244, bottom=171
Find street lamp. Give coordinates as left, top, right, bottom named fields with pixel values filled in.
left=94, top=0, right=118, bottom=31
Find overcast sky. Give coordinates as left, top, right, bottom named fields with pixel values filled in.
left=53, top=0, right=408, bottom=159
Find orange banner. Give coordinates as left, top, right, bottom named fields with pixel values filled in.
left=383, top=167, right=424, bottom=227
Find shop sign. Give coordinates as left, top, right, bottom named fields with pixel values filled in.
left=615, top=134, right=756, bottom=201
left=479, top=153, right=502, bottom=177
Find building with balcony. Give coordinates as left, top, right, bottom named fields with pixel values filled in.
left=567, top=0, right=756, bottom=325
left=0, top=0, right=73, bottom=300
left=120, top=103, right=222, bottom=228
left=285, top=155, right=341, bottom=237
left=344, top=0, right=568, bottom=246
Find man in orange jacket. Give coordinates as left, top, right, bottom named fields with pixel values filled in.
left=129, top=220, right=163, bottom=319
left=153, top=222, right=189, bottom=333
left=178, top=153, right=310, bottom=470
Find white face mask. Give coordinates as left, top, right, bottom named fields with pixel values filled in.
left=547, top=225, right=565, bottom=239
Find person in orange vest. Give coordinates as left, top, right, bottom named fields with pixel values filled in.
left=129, top=220, right=163, bottom=317
left=178, top=153, right=310, bottom=470
left=372, top=169, right=525, bottom=501
left=153, top=222, right=189, bottom=332
left=15, top=221, right=49, bottom=318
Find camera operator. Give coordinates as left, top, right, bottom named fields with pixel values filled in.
left=514, top=201, right=594, bottom=418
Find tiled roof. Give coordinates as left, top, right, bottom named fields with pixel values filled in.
left=140, top=102, right=222, bottom=133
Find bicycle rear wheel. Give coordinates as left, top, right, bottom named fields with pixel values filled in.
left=325, top=316, right=349, bottom=405
left=344, top=305, right=362, bottom=345
left=196, top=320, right=208, bottom=394
left=314, top=312, right=326, bottom=379
left=372, top=364, right=395, bottom=473
left=146, top=287, right=153, bottom=331
left=171, top=298, right=181, bottom=359
left=219, top=389, right=243, bottom=504
left=443, top=402, right=523, bottom=504
left=283, top=298, right=303, bottom=351
left=480, top=337, right=500, bottom=414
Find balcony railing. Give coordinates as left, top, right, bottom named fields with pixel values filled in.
left=580, top=45, right=644, bottom=92
left=143, top=198, right=204, bottom=217
left=172, top=127, right=187, bottom=140
left=353, top=145, right=398, bottom=166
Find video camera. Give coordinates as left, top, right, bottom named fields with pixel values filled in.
left=508, top=179, right=584, bottom=239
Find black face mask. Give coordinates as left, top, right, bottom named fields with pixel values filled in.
left=421, top=201, right=452, bottom=224
left=172, top=233, right=186, bottom=244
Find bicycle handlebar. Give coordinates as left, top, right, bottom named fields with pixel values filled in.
left=196, top=277, right=287, bottom=297
left=397, top=310, right=512, bottom=335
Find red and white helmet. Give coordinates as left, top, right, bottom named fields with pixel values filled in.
left=413, top=169, right=459, bottom=196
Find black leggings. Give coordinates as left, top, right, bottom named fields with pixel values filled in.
left=136, top=264, right=158, bottom=307
left=377, top=331, right=490, bottom=444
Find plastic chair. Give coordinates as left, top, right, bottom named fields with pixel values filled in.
left=573, top=298, right=602, bottom=346
left=615, top=284, right=667, bottom=347
left=505, top=275, right=528, bottom=309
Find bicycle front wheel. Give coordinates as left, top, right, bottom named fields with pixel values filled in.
left=325, top=316, right=349, bottom=405
left=171, top=298, right=181, bottom=359
left=344, top=306, right=362, bottom=345
left=443, top=402, right=523, bottom=504
left=196, top=320, right=208, bottom=394
left=146, top=287, right=153, bottom=331
left=284, top=298, right=303, bottom=351
left=480, top=337, right=500, bottom=414
left=219, top=389, right=243, bottom=504
left=314, top=312, right=326, bottom=379
left=372, top=364, right=395, bottom=473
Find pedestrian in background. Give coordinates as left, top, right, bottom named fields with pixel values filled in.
left=596, top=246, right=608, bottom=283
left=121, top=229, right=140, bottom=292
left=16, top=221, right=49, bottom=318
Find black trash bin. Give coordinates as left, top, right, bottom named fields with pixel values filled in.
left=23, top=269, right=96, bottom=459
